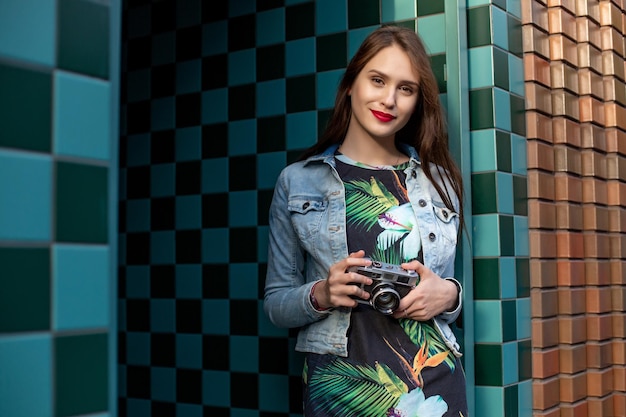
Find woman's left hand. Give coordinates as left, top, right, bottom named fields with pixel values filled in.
left=392, top=260, right=458, bottom=321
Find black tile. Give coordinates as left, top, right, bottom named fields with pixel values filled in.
left=127, top=100, right=151, bottom=135
left=256, top=0, right=284, bottom=12
left=203, top=406, right=230, bottom=417
left=127, top=166, right=151, bottom=199
left=151, top=265, right=176, bottom=298
left=201, top=124, right=228, bottom=158
left=126, top=232, right=151, bottom=265
left=228, top=155, right=256, bottom=190
left=202, top=54, right=228, bottom=89
left=151, top=401, right=176, bottom=417
left=229, top=299, right=258, bottom=335
left=228, top=84, right=256, bottom=120
left=231, top=372, right=258, bottom=408
left=127, top=35, right=152, bottom=71
left=259, top=337, right=289, bottom=373
left=201, top=2, right=228, bottom=23
left=202, top=335, right=229, bottom=370
left=176, top=369, right=202, bottom=404
left=176, top=160, right=202, bottom=195
left=151, top=333, right=176, bottom=366
left=117, top=331, right=126, bottom=363
left=126, top=365, right=151, bottom=399
left=177, top=299, right=202, bottom=333
left=257, top=189, right=273, bottom=226
left=229, top=228, right=257, bottom=263
left=289, top=374, right=303, bottom=412
left=316, top=32, right=347, bottom=72
left=126, top=299, right=150, bottom=331
left=202, top=264, right=229, bottom=299
left=228, top=14, right=256, bottom=51
left=152, top=0, right=176, bottom=33
left=151, top=64, right=176, bottom=98
left=176, top=93, right=202, bottom=127
left=256, top=44, right=285, bottom=81
left=202, top=193, right=228, bottom=227
left=348, top=0, right=380, bottom=28
left=151, top=197, right=175, bottom=230
left=151, top=130, right=176, bottom=163
left=257, top=116, right=285, bottom=153
left=176, top=25, right=202, bottom=60
left=175, top=230, right=202, bottom=264
left=285, top=2, right=314, bottom=40
left=286, top=75, right=315, bottom=112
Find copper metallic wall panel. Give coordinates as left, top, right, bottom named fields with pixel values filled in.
left=529, top=200, right=558, bottom=228
left=580, top=122, right=607, bottom=150
left=556, top=202, right=584, bottom=229
left=579, top=95, right=606, bottom=123
left=523, top=0, right=550, bottom=27
left=577, top=16, right=603, bottom=48
left=602, top=50, right=626, bottom=79
left=529, top=170, right=557, bottom=199
left=555, top=145, right=582, bottom=174
left=578, top=43, right=604, bottom=73
left=586, top=314, right=614, bottom=341
left=599, top=1, right=624, bottom=32
left=551, top=33, right=580, bottom=64
left=583, top=231, right=611, bottom=258
left=582, top=177, right=609, bottom=205
left=609, top=233, right=626, bottom=258
left=552, top=61, right=579, bottom=92
left=555, top=173, right=583, bottom=201
left=527, top=111, right=555, bottom=141
left=557, top=259, right=586, bottom=286
left=559, top=316, right=588, bottom=344
left=607, top=180, right=626, bottom=206
left=587, top=368, right=614, bottom=397
left=575, top=0, right=601, bottom=22
left=604, top=102, right=626, bottom=129
left=530, top=229, right=559, bottom=257
left=583, top=204, right=610, bottom=230
left=548, top=0, right=577, bottom=15
left=553, top=116, right=582, bottom=146
left=532, top=317, right=560, bottom=348
left=578, top=68, right=604, bottom=98
left=524, top=25, right=551, bottom=58
left=586, top=341, right=613, bottom=368
left=526, top=54, right=552, bottom=86
left=533, top=377, right=561, bottom=409
left=549, top=6, right=578, bottom=40
left=552, top=89, right=580, bottom=118
left=586, top=259, right=613, bottom=285
left=558, top=287, right=586, bottom=314
left=532, top=288, right=559, bottom=316
left=606, top=154, right=626, bottom=180
left=610, top=260, right=626, bottom=285
left=556, top=230, right=585, bottom=258
left=533, top=348, right=560, bottom=378
left=531, top=258, right=559, bottom=287
left=529, top=139, right=556, bottom=170
left=603, top=76, right=626, bottom=105
left=606, top=128, right=626, bottom=154
left=581, top=149, right=608, bottom=178
left=608, top=206, right=626, bottom=232
left=528, top=82, right=554, bottom=113
left=585, top=286, right=613, bottom=314
left=601, top=26, right=625, bottom=57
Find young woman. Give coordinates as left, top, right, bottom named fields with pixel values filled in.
left=264, top=25, right=468, bottom=417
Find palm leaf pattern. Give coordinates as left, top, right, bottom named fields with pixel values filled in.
left=400, top=319, right=456, bottom=371
left=345, top=177, right=399, bottom=231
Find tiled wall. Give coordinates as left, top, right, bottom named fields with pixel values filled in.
left=0, top=0, right=120, bottom=416
left=466, top=1, right=533, bottom=416
left=523, top=0, right=626, bottom=416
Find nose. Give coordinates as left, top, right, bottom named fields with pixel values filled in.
left=382, top=87, right=396, bottom=108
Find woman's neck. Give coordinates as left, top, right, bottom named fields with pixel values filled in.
left=337, top=138, right=407, bottom=167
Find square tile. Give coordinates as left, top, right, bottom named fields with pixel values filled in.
left=228, top=49, right=256, bottom=86
left=317, top=69, right=344, bottom=109
left=469, top=88, right=494, bottom=130
left=475, top=343, right=503, bottom=385
left=257, top=152, right=286, bottom=190
left=472, top=172, right=497, bottom=214
left=285, top=37, right=315, bottom=77
left=470, top=129, right=497, bottom=172
left=256, top=79, right=286, bottom=117
left=381, top=0, right=417, bottom=23
left=473, top=257, right=500, bottom=299
left=316, top=32, right=347, bottom=72
left=286, top=111, right=317, bottom=150
left=348, top=0, right=379, bottom=28
left=256, top=8, right=285, bottom=46
left=316, top=0, right=348, bottom=35
left=467, top=6, right=491, bottom=48
left=474, top=299, right=503, bottom=342
left=0, top=0, right=55, bottom=65
left=286, top=2, right=314, bottom=40
left=417, top=0, right=445, bottom=16
left=417, top=14, right=446, bottom=54
left=472, top=214, right=500, bottom=256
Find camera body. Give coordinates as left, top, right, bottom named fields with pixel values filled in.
left=348, top=260, right=419, bottom=315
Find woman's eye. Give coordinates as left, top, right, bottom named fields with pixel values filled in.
left=372, top=77, right=384, bottom=85
left=400, top=86, right=414, bottom=94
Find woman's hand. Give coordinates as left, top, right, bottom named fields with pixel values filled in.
left=311, top=250, right=373, bottom=310
left=393, top=260, right=458, bottom=321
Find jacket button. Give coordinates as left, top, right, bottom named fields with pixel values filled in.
left=419, top=199, right=427, bottom=207
left=443, top=210, right=448, bottom=218
left=302, top=202, right=310, bottom=210
left=411, top=171, right=417, bottom=178
left=429, top=233, right=436, bottom=241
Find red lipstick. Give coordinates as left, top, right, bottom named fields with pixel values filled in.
left=371, top=110, right=396, bottom=122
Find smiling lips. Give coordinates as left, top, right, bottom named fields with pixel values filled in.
left=371, top=110, right=396, bottom=122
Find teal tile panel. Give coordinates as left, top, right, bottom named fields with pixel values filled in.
left=286, top=111, right=317, bottom=150
left=257, top=8, right=285, bottom=46
left=509, top=54, right=524, bottom=96
left=0, top=0, right=55, bottom=66
left=317, top=69, right=344, bottom=109
left=285, top=37, right=315, bottom=76
left=469, top=88, right=494, bottom=130
left=53, top=245, right=110, bottom=330
left=502, top=342, right=519, bottom=384
left=126, top=133, right=150, bottom=166
left=470, top=129, right=497, bottom=172
left=229, top=263, right=258, bottom=299
left=494, top=88, right=511, bottom=131
left=496, top=130, right=512, bottom=172
left=347, top=0, right=379, bottom=29
left=259, top=374, right=290, bottom=412
left=202, top=89, right=228, bottom=124
left=474, top=300, right=503, bottom=342
left=516, top=257, right=530, bottom=297
left=202, top=228, right=229, bottom=263
left=126, top=332, right=150, bottom=366
left=430, top=54, right=447, bottom=93
left=54, top=71, right=111, bottom=160
left=152, top=163, right=176, bottom=196
left=176, top=60, right=201, bottom=94
left=257, top=79, right=286, bottom=117
left=230, top=335, right=259, bottom=372
left=511, top=133, right=527, bottom=175
left=473, top=257, right=500, bottom=299
left=499, top=214, right=514, bottom=256
left=0, top=335, right=52, bottom=417
left=508, top=14, right=523, bottom=56
left=467, top=6, right=491, bottom=48
left=0, top=247, right=50, bottom=332
left=177, top=404, right=202, bottom=417
left=229, top=191, right=258, bottom=227
left=202, top=21, right=228, bottom=57
left=202, top=300, right=229, bottom=334
left=316, top=0, right=348, bottom=34
left=504, top=384, right=519, bottom=417
left=472, top=214, right=501, bottom=256
left=203, top=370, right=230, bottom=407
left=475, top=343, right=502, bottom=385
left=492, top=6, right=508, bottom=51
left=502, top=299, right=517, bottom=341
left=258, top=151, right=287, bottom=190
left=152, top=97, right=176, bottom=130
left=286, top=0, right=311, bottom=3
left=126, top=399, right=149, bottom=417
left=175, top=264, right=202, bottom=300
left=151, top=299, right=175, bottom=332
left=153, top=32, right=176, bottom=64
left=176, top=126, right=201, bottom=161
left=257, top=225, right=268, bottom=263
left=514, top=215, right=529, bottom=256
left=176, top=195, right=202, bottom=229
left=348, top=26, right=378, bottom=59
left=475, top=386, right=504, bottom=414
left=0, top=63, right=52, bottom=152
left=517, top=299, right=531, bottom=339
left=229, top=0, right=255, bottom=17
left=55, top=161, right=108, bottom=244
left=202, top=158, right=229, bottom=193
left=381, top=0, right=417, bottom=23
left=493, top=47, right=509, bottom=90
left=493, top=0, right=507, bottom=11
left=228, top=49, right=256, bottom=86
left=471, top=172, right=497, bottom=214
left=518, top=339, right=532, bottom=381
left=55, top=333, right=108, bottom=416
left=125, top=265, right=150, bottom=298
left=316, top=32, right=347, bottom=72
left=417, top=0, right=444, bottom=16
left=518, top=380, right=533, bottom=417
left=500, top=257, right=517, bottom=298
left=0, top=150, right=52, bottom=241
left=151, top=231, right=175, bottom=264
left=228, top=119, right=256, bottom=156
left=417, top=14, right=446, bottom=54
left=176, top=334, right=202, bottom=369
left=468, top=47, right=494, bottom=89
left=126, top=199, right=150, bottom=232
left=151, top=367, right=176, bottom=402
left=176, top=0, right=200, bottom=28
left=497, top=172, right=514, bottom=214
left=510, top=94, right=526, bottom=136
left=257, top=301, right=289, bottom=337
left=508, top=0, right=522, bottom=19
left=467, top=0, right=490, bottom=6
left=58, top=0, right=109, bottom=79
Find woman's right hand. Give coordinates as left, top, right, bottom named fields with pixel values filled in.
left=312, top=250, right=373, bottom=309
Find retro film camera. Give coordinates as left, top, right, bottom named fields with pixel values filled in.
left=348, top=260, right=420, bottom=315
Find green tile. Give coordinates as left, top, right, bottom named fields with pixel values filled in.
left=394, top=20, right=416, bottom=31
left=508, top=14, right=523, bottom=57
left=348, top=0, right=380, bottom=28
left=513, top=174, right=528, bottom=216
left=316, top=32, right=347, bottom=72
left=518, top=339, right=532, bottom=381
left=58, top=0, right=110, bottom=79
left=473, top=258, right=500, bottom=299
left=475, top=343, right=502, bottom=385
left=472, top=172, right=497, bottom=214
left=286, top=74, right=316, bottom=113
left=469, top=88, right=494, bottom=130
left=55, top=162, right=109, bottom=243
left=504, top=384, right=519, bottom=417
left=417, top=0, right=444, bottom=16
left=430, top=53, right=447, bottom=94
left=467, top=6, right=491, bottom=48
left=495, top=130, right=512, bottom=172
left=0, top=63, right=51, bottom=152
left=502, top=299, right=517, bottom=342
left=510, top=94, right=526, bottom=136
left=493, top=47, right=509, bottom=91
left=493, top=0, right=507, bottom=11
left=382, top=0, right=416, bottom=22
left=499, top=214, right=515, bottom=256
left=516, top=257, right=530, bottom=297
left=0, top=248, right=50, bottom=332
left=55, top=333, right=108, bottom=416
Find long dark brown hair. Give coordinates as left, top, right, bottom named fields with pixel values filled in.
left=299, top=25, right=465, bottom=231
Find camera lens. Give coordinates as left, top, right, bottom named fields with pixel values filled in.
left=370, top=284, right=400, bottom=315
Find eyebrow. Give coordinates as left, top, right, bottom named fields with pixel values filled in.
left=367, top=69, right=419, bottom=87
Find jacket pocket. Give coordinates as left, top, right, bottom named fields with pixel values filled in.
left=431, top=202, right=459, bottom=245
left=288, top=197, right=328, bottom=240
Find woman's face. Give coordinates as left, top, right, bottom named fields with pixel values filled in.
left=346, top=44, right=419, bottom=143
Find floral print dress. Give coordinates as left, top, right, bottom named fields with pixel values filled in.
left=302, top=154, right=468, bottom=417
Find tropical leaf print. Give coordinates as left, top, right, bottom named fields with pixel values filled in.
left=345, top=177, right=399, bottom=231
left=400, top=319, right=456, bottom=370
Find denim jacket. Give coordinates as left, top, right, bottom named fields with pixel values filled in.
left=264, top=143, right=463, bottom=357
